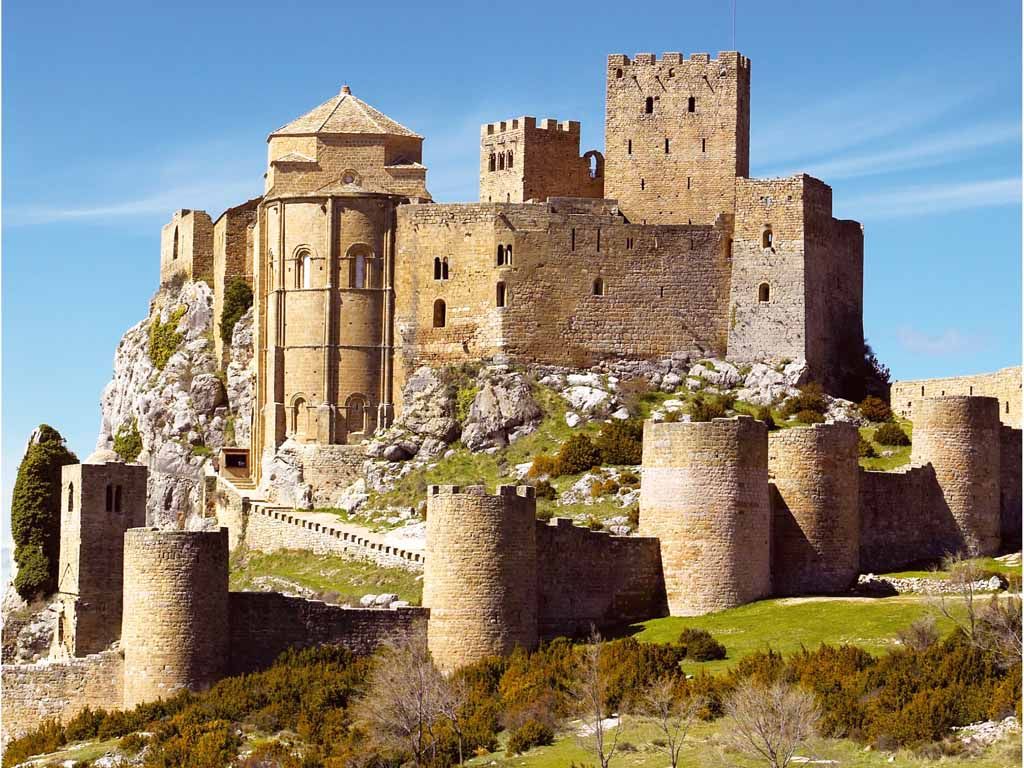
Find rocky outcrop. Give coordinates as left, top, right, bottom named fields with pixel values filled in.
left=95, top=281, right=251, bottom=527
left=366, top=366, right=459, bottom=461
left=461, top=368, right=541, bottom=452
left=226, top=307, right=255, bottom=448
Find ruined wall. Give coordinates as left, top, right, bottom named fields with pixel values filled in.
left=423, top=485, right=537, bottom=672
left=479, top=117, right=602, bottom=203
left=535, top=518, right=666, bottom=637
left=160, top=209, right=214, bottom=285
left=394, top=201, right=731, bottom=393
left=999, top=426, right=1022, bottom=551
left=912, top=397, right=1001, bottom=556
left=604, top=52, right=749, bottom=225
left=768, top=424, right=860, bottom=594
left=213, top=198, right=260, bottom=364
left=893, top=367, right=1021, bottom=428
left=57, top=462, right=148, bottom=657
left=1, top=650, right=123, bottom=745
left=121, top=528, right=229, bottom=708
left=640, top=417, right=771, bottom=615
left=228, top=594, right=427, bottom=675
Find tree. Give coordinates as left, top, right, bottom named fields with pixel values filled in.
left=862, top=340, right=891, bottom=400
left=571, top=629, right=622, bottom=768
left=220, top=278, right=253, bottom=345
left=351, top=635, right=444, bottom=768
left=11, top=425, right=78, bottom=599
left=635, top=675, right=701, bottom=768
left=722, top=679, right=819, bottom=768
left=930, top=553, right=985, bottom=645
left=436, top=672, right=470, bottom=765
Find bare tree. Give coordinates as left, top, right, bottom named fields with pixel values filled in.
left=352, top=635, right=445, bottom=767
left=436, top=672, right=470, bottom=765
left=721, top=679, right=819, bottom=768
left=930, top=553, right=985, bottom=644
left=978, top=592, right=1023, bottom=669
left=635, top=675, right=701, bottom=768
left=571, top=629, right=622, bottom=768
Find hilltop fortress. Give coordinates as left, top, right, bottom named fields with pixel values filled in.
left=3, top=50, right=1021, bottom=742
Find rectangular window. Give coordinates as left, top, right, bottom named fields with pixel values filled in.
left=627, top=139, right=632, bottom=155
left=701, top=138, right=706, bottom=152
left=597, top=228, right=601, bottom=251
left=664, top=138, right=670, bottom=154
left=571, top=228, right=576, bottom=251
left=687, top=176, right=691, bottom=189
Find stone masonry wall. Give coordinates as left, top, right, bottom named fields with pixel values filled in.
left=1, top=649, right=123, bottom=745
left=768, top=423, right=860, bottom=595
left=213, top=197, right=260, bottom=364
left=160, top=209, right=214, bottom=286
left=893, top=367, right=1021, bottom=428
left=640, top=417, right=771, bottom=615
left=423, top=485, right=538, bottom=672
left=535, top=518, right=666, bottom=638
left=999, top=426, right=1022, bottom=551
left=228, top=593, right=427, bottom=675
left=122, top=528, right=229, bottom=709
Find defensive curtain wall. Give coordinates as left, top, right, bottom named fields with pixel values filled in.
left=892, top=366, right=1022, bottom=429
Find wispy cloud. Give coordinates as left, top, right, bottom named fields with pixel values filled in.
left=838, top=177, right=1021, bottom=220
left=761, top=121, right=1020, bottom=181
left=896, top=326, right=987, bottom=357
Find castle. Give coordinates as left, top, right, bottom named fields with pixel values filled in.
left=157, top=51, right=863, bottom=489
left=3, top=50, right=1020, bottom=742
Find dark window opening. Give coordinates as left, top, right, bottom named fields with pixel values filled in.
left=68, top=483, right=74, bottom=512
left=496, top=281, right=507, bottom=307
left=687, top=176, right=691, bottom=189
left=498, top=153, right=505, bottom=170
left=641, top=178, right=645, bottom=191
left=1007, top=402, right=1010, bottom=414
left=644, top=96, right=654, bottom=114
left=627, top=139, right=632, bottom=155
left=615, top=68, right=623, bottom=78
left=592, top=277, right=605, bottom=296
left=665, top=138, right=670, bottom=154
left=433, top=299, right=446, bottom=328
left=571, top=228, right=576, bottom=251
left=597, top=228, right=601, bottom=251
left=688, top=96, right=696, bottom=112
left=507, top=150, right=514, bottom=168
left=701, top=138, right=706, bottom=152
left=442, top=258, right=449, bottom=280
left=105, top=484, right=113, bottom=513
left=659, top=286, right=664, bottom=298
left=626, top=237, right=634, bottom=250
left=505, top=244, right=512, bottom=265
left=762, top=229, right=773, bottom=249
left=758, top=282, right=770, bottom=302
left=726, top=238, right=732, bottom=259
left=488, top=153, right=496, bottom=172
left=496, top=244, right=505, bottom=266
left=433, top=257, right=442, bottom=280
left=921, top=386, right=925, bottom=396
left=172, top=227, right=179, bottom=261
left=225, top=453, right=248, bottom=469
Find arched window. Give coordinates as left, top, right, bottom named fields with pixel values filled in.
left=688, top=96, right=696, bottom=112
left=303, top=252, right=312, bottom=289
left=68, top=483, right=74, bottom=512
left=615, top=68, right=623, bottom=78
left=488, top=153, right=496, bottom=172
left=496, top=281, right=507, bottom=307
left=498, top=152, right=505, bottom=170
left=758, top=282, right=770, bottom=302
left=172, top=227, right=179, bottom=261
left=114, top=485, right=122, bottom=514
left=352, top=254, right=366, bottom=289
left=433, top=299, right=446, bottom=328
left=592, top=277, right=605, bottom=296
left=507, top=150, right=514, bottom=168
left=105, top=484, right=113, bottom=513
left=347, top=245, right=373, bottom=288
left=762, top=228, right=773, bottom=249
left=496, top=244, right=505, bottom=266
left=644, top=96, right=654, bottom=114
left=346, top=393, right=368, bottom=436
left=505, top=244, right=512, bottom=265
left=434, top=257, right=442, bottom=280
left=291, top=396, right=307, bottom=437
left=441, top=258, right=449, bottom=280
left=294, top=250, right=306, bottom=288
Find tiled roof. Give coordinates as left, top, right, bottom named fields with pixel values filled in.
left=270, top=86, right=422, bottom=139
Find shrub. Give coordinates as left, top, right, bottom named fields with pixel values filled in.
left=595, top=420, right=643, bottom=465
left=858, top=436, right=877, bottom=458
left=795, top=409, right=826, bottom=425
left=506, top=719, right=554, bottom=754
left=219, top=278, right=253, bottom=345
left=678, top=628, right=727, bottom=661
left=455, top=385, right=479, bottom=424
left=897, top=617, right=939, bottom=651
left=531, top=480, right=557, bottom=500
left=690, top=394, right=729, bottom=422
left=663, top=409, right=682, bottom=423
left=780, top=383, right=828, bottom=419
left=148, top=306, right=186, bottom=370
left=626, top=504, right=639, bottom=529
left=754, top=406, right=778, bottom=430
left=118, top=731, right=148, bottom=754
left=11, top=425, right=78, bottom=599
left=615, top=377, right=652, bottom=418
left=553, top=434, right=601, bottom=476
left=527, top=453, right=557, bottom=479
left=874, top=422, right=910, bottom=446
left=619, top=471, right=639, bottom=487
left=859, top=396, right=892, bottom=423
left=113, top=419, right=143, bottom=463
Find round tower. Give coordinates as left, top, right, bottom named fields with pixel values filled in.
left=122, top=528, right=229, bottom=708
left=768, top=423, right=860, bottom=595
left=912, top=397, right=1001, bottom=556
left=640, top=416, right=771, bottom=616
left=423, top=485, right=537, bottom=672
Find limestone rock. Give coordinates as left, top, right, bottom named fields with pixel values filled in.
left=563, top=385, right=611, bottom=415
left=367, top=366, right=458, bottom=461
left=565, top=411, right=582, bottom=428
left=336, top=478, right=369, bottom=513
left=259, top=440, right=313, bottom=509
left=461, top=370, right=541, bottom=452
left=225, top=307, right=255, bottom=447
left=688, top=360, right=741, bottom=389
left=190, top=373, right=226, bottom=413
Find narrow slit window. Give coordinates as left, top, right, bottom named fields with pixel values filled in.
left=105, top=484, right=113, bottom=513
left=762, top=229, right=773, bottom=249
left=434, top=257, right=442, bottom=280
left=688, top=96, right=696, bottom=112
left=665, top=138, right=670, bottom=154
left=701, top=138, right=706, bottom=152
left=627, top=139, right=632, bottom=155
left=68, top=483, right=74, bottom=512
left=571, top=228, right=576, bottom=251
left=496, top=244, right=505, bottom=266
left=597, top=228, right=601, bottom=251
left=507, top=150, right=514, bottom=168
left=496, top=281, right=507, bottom=307
left=641, top=178, right=645, bottom=191
left=687, top=176, right=691, bottom=189
left=645, top=96, right=654, bottom=114
left=442, top=258, right=449, bottom=280
left=488, top=153, right=496, bottom=172
left=505, top=244, right=512, bottom=265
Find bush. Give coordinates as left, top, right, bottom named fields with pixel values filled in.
left=590, top=478, right=619, bottom=498
left=795, top=409, right=826, bottom=425
left=874, top=422, right=910, bottom=446
left=858, top=436, right=877, bottom=459
left=780, top=383, right=828, bottom=419
left=531, top=480, right=557, bottom=500
left=678, top=628, right=727, bottom=661
left=220, top=278, right=253, bottom=345
left=859, top=395, right=892, bottom=423
left=148, top=306, right=186, bottom=370
left=595, top=420, right=643, bottom=465
left=527, top=454, right=557, bottom=479
left=754, top=406, right=778, bottom=430
left=11, top=425, right=78, bottom=599
left=553, top=434, right=601, bottom=476
left=114, top=419, right=143, bottom=463
left=615, top=377, right=652, bottom=418
left=507, top=719, right=554, bottom=754
left=690, top=393, right=730, bottom=422
left=455, top=385, right=479, bottom=424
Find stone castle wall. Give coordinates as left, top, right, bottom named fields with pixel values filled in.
left=228, top=594, right=427, bottom=675
left=892, top=367, right=1021, bottom=428
left=536, top=518, right=666, bottom=637
left=213, top=198, right=260, bottom=364
left=160, top=209, right=214, bottom=286
left=768, top=423, right=860, bottom=595
left=640, top=417, right=771, bottom=615
left=121, top=528, right=229, bottom=708
left=1, top=650, right=123, bottom=745
left=423, top=485, right=538, bottom=672
left=911, top=397, right=1001, bottom=556
left=1000, top=426, right=1022, bottom=549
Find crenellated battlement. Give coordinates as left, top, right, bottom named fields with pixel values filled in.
left=482, top=117, right=581, bottom=137
left=607, top=51, right=750, bottom=69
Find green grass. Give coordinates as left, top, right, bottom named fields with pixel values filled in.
left=631, top=595, right=954, bottom=675
left=882, top=556, right=1022, bottom=580
left=859, top=419, right=914, bottom=471
left=229, top=548, right=422, bottom=605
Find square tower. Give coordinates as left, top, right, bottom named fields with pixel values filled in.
left=160, top=209, right=215, bottom=286
left=55, top=461, right=148, bottom=657
left=604, top=52, right=750, bottom=224
left=479, top=117, right=604, bottom=203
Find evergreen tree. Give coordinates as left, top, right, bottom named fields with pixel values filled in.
left=11, top=424, right=78, bottom=599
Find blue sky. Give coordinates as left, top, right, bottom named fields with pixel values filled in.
left=2, top=1, right=1021, bottom=571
